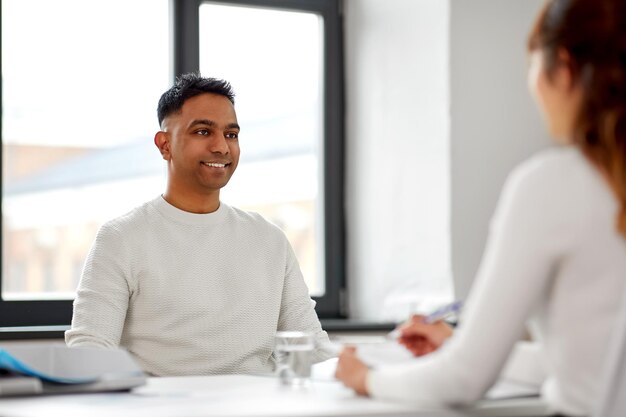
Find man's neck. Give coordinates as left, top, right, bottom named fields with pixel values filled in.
left=162, top=190, right=221, bottom=214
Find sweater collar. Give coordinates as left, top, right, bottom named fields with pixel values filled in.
left=152, top=195, right=229, bottom=226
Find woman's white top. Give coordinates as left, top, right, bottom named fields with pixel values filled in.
left=368, top=146, right=626, bottom=416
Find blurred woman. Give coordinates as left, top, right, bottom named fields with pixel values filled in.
left=335, top=0, right=626, bottom=415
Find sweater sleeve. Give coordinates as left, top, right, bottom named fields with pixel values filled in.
left=65, top=222, right=132, bottom=349
left=367, top=158, right=569, bottom=405
left=277, top=239, right=335, bottom=363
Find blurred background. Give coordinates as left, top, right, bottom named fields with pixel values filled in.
left=1, top=0, right=550, bottom=325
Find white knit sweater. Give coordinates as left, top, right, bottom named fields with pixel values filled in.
left=66, top=196, right=333, bottom=376
left=368, top=147, right=626, bottom=416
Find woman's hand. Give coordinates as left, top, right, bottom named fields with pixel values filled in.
left=334, top=346, right=370, bottom=396
left=396, top=315, right=454, bottom=356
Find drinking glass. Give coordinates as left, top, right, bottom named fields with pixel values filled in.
left=274, top=331, right=314, bottom=386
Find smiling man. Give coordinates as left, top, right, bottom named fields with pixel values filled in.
left=65, top=74, right=333, bottom=376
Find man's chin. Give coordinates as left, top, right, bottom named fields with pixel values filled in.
left=199, top=179, right=232, bottom=192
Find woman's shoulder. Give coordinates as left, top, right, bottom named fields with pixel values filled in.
left=499, top=145, right=612, bottom=223
left=488, top=146, right=612, bottom=246
left=507, top=146, right=598, bottom=195
left=514, top=145, right=589, bottom=179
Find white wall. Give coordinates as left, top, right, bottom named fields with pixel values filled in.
left=344, top=0, right=452, bottom=321
left=344, top=0, right=552, bottom=319
left=449, top=0, right=550, bottom=298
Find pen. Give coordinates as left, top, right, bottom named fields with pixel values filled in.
left=386, top=300, right=463, bottom=340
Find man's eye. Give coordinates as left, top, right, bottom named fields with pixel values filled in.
left=196, top=129, right=209, bottom=136
left=225, top=132, right=239, bottom=140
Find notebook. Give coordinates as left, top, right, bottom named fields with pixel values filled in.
left=0, top=343, right=146, bottom=396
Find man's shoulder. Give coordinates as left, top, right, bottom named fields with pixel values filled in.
left=225, top=205, right=285, bottom=235
left=99, top=198, right=159, bottom=235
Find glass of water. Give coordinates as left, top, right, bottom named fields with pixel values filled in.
left=274, top=331, right=314, bottom=386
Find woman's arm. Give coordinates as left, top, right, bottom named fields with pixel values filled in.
left=338, top=156, right=570, bottom=405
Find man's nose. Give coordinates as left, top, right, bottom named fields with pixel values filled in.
left=208, top=134, right=229, bottom=154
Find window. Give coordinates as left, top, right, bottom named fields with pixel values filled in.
left=1, top=0, right=169, bottom=325
left=172, top=0, right=344, bottom=317
left=199, top=3, right=324, bottom=295
left=0, top=0, right=344, bottom=327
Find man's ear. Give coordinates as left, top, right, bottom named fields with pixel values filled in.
left=154, top=131, right=171, bottom=161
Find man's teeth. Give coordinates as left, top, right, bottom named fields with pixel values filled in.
left=202, top=162, right=226, bottom=168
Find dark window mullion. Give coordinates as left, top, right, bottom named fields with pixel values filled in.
left=171, top=0, right=200, bottom=78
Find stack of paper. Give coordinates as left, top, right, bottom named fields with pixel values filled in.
left=316, top=339, right=541, bottom=400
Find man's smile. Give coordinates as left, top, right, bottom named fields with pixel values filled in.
left=200, top=161, right=230, bottom=168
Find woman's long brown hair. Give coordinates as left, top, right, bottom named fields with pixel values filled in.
left=528, top=0, right=626, bottom=238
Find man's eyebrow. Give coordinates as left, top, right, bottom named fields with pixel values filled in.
left=188, top=119, right=216, bottom=128
left=188, top=119, right=240, bottom=130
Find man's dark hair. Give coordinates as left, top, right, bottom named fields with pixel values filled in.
left=157, top=73, right=235, bottom=126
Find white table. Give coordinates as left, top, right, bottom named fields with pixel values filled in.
left=0, top=374, right=550, bottom=417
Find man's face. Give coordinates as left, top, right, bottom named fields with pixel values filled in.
left=159, top=93, right=240, bottom=195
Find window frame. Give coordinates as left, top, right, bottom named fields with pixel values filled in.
left=0, top=0, right=345, bottom=329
